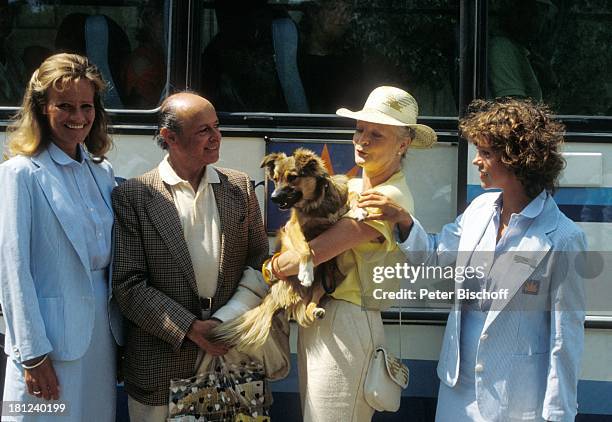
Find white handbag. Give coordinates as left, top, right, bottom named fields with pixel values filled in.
left=363, top=310, right=409, bottom=412
left=364, top=346, right=409, bottom=412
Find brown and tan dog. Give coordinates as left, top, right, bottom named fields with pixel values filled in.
left=207, top=148, right=351, bottom=351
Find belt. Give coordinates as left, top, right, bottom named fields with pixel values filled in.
left=199, top=296, right=213, bottom=311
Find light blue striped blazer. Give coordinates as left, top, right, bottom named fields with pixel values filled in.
left=400, top=192, right=586, bottom=422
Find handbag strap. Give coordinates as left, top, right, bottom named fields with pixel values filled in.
left=364, top=304, right=403, bottom=363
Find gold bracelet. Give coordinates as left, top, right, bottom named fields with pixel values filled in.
left=22, top=354, right=48, bottom=370
left=270, top=252, right=287, bottom=280
left=262, top=253, right=283, bottom=285
left=262, top=258, right=275, bottom=286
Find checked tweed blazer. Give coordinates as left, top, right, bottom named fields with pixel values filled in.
left=111, top=166, right=268, bottom=406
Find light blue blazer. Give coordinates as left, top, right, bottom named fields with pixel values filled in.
left=400, top=192, right=586, bottom=422
left=0, top=147, right=123, bottom=364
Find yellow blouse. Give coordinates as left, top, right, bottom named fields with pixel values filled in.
left=331, top=170, right=415, bottom=309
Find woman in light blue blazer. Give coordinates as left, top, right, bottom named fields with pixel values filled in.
left=359, top=98, right=586, bottom=422
left=0, top=53, right=121, bottom=421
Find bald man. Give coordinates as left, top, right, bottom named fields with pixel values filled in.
left=111, top=93, right=269, bottom=421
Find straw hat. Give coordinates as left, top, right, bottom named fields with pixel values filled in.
left=336, top=86, right=437, bottom=148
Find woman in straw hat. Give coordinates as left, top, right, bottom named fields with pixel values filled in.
left=361, top=98, right=586, bottom=421
left=0, top=53, right=121, bottom=421
left=269, top=86, right=436, bottom=421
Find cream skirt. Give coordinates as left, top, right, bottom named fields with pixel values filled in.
left=298, top=299, right=384, bottom=422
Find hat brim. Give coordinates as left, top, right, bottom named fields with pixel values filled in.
left=336, top=108, right=437, bottom=149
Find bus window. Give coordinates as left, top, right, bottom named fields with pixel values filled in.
left=487, top=0, right=612, bottom=116
left=0, top=0, right=170, bottom=110
left=198, top=0, right=459, bottom=116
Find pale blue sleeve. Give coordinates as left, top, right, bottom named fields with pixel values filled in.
left=542, top=231, right=587, bottom=422
left=396, top=213, right=464, bottom=268
left=0, top=164, right=53, bottom=362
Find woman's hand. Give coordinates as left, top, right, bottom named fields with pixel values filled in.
left=23, top=356, right=60, bottom=400
left=358, top=190, right=414, bottom=241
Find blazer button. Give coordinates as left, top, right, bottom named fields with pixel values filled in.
left=480, top=333, right=488, bottom=341
left=474, top=363, right=484, bottom=373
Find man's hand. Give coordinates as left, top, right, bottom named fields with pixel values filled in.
left=23, top=356, right=60, bottom=400
left=186, top=319, right=229, bottom=356
left=358, top=190, right=414, bottom=241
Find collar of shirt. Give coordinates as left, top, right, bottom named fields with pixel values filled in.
left=492, top=190, right=546, bottom=221
left=158, top=154, right=220, bottom=188
left=48, top=142, right=89, bottom=166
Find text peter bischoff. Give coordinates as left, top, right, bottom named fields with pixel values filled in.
left=369, top=263, right=510, bottom=302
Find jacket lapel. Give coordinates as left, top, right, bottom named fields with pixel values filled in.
left=456, top=206, right=495, bottom=270
left=454, top=203, right=496, bottom=308
left=482, top=196, right=558, bottom=332
left=86, top=160, right=114, bottom=211
left=31, top=150, right=91, bottom=274
left=145, top=170, right=198, bottom=296
left=211, top=170, right=243, bottom=294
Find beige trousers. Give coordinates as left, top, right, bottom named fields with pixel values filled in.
left=127, top=311, right=211, bottom=422
left=127, top=396, right=168, bottom=422
left=298, top=299, right=384, bottom=422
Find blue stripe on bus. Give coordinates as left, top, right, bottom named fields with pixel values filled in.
left=557, top=204, right=612, bottom=222
left=467, top=185, right=612, bottom=205
left=467, top=185, right=612, bottom=222
left=269, top=355, right=612, bottom=415
left=578, top=380, right=612, bottom=415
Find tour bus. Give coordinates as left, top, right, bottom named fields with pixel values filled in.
left=1, top=0, right=611, bottom=421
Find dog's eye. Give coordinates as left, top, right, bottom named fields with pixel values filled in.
left=287, top=174, right=297, bottom=182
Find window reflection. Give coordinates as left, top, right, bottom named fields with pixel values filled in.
left=350, top=0, right=458, bottom=116
left=487, top=0, right=550, bottom=101
left=298, top=0, right=367, bottom=113
left=200, top=1, right=290, bottom=112
left=123, top=0, right=167, bottom=108
left=488, top=0, right=612, bottom=116
left=0, top=1, right=35, bottom=106
left=198, top=0, right=459, bottom=116
left=0, top=0, right=169, bottom=109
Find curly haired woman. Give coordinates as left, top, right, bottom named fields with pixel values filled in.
left=361, top=98, right=586, bottom=422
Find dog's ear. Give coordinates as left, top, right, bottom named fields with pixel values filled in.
left=260, top=153, right=286, bottom=179
left=293, top=148, right=325, bottom=176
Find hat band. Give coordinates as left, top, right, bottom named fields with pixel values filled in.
left=363, top=106, right=417, bottom=125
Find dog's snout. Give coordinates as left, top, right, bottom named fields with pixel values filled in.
left=270, top=189, right=288, bottom=204
left=270, top=186, right=302, bottom=210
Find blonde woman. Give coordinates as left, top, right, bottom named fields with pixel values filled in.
left=0, top=53, right=121, bottom=421
left=271, top=86, right=436, bottom=421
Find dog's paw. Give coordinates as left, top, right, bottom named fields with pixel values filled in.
left=352, top=206, right=368, bottom=222
left=347, top=192, right=369, bottom=221
left=313, top=308, right=326, bottom=319
left=298, top=258, right=314, bottom=287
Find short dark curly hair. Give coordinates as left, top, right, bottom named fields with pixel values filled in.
left=460, top=98, right=565, bottom=199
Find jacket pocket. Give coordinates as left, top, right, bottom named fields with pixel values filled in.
left=507, top=353, right=547, bottom=419
left=515, top=311, right=549, bottom=355
left=38, top=297, right=65, bottom=356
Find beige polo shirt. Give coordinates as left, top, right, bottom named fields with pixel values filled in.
left=158, top=156, right=220, bottom=299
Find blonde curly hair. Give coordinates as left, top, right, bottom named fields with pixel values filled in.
left=460, top=98, right=565, bottom=199
left=6, top=53, right=112, bottom=161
